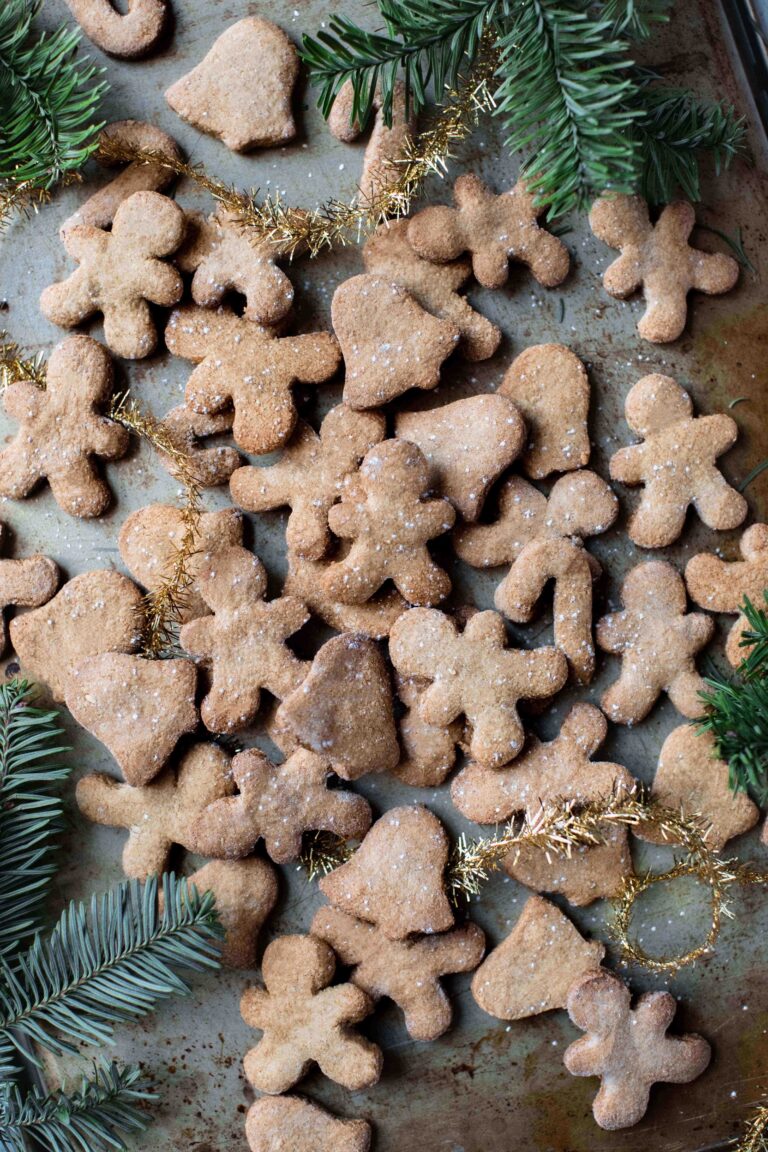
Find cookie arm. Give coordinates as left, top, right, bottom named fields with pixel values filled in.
left=609, top=444, right=645, bottom=485
left=189, top=796, right=258, bottom=858
left=39, top=267, right=96, bottom=328
left=278, top=333, right=342, bottom=384
left=691, top=251, right=739, bottom=295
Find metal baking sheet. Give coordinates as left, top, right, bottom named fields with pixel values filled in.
left=1, top=1, right=767, bottom=1149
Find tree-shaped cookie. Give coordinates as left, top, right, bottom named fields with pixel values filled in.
left=407, top=174, right=570, bottom=289
left=362, top=220, right=501, bottom=360
left=40, top=192, right=184, bottom=359
left=0, top=335, right=129, bottom=518
left=190, top=747, right=372, bottom=864
left=498, top=343, right=591, bottom=478
left=0, top=523, right=58, bottom=656
left=596, top=561, right=713, bottom=724
left=323, top=439, right=455, bottom=606
left=312, top=907, right=485, bottom=1042
left=165, top=305, right=341, bottom=454
left=332, top=274, right=460, bottom=408
left=174, top=859, right=278, bottom=969
left=246, top=1096, right=371, bottom=1152
left=176, top=207, right=296, bottom=325
left=609, top=373, right=747, bottom=547
left=230, top=406, right=385, bottom=560
left=319, top=806, right=455, bottom=940
left=589, top=195, right=739, bottom=343
left=564, top=969, right=711, bottom=1130
left=390, top=608, right=568, bottom=769
left=240, top=934, right=382, bottom=1093
left=76, top=743, right=236, bottom=879
left=179, top=546, right=309, bottom=734
left=451, top=704, right=634, bottom=904
left=686, top=524, right=768, bottom=666
left=455, top=472, right=618, bottom=683
left=157, top=405, right=241, bottom=488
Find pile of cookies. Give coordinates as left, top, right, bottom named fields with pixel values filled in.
left=1, top=9, right=760, bottom=1149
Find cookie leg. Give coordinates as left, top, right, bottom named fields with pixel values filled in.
left=602, top=672, right=660, bottom=726
left=401, top=984, right=452, bottom=1042
left=667, top=669, right=707, bottom=718
left=393, top=551, right=451, bottom=607
left=470, top=705, right=524, bottom=767
left=552, top=568, right=596, bottom=684
left=628, top=491, right=688, bottom=549
left=693, top=475, right=748, bottom=533
left=103, top=298, right=157, bottom=360
left=48, top=459, right=112, bottom=518
left=323, top=551, right=383, bottom=605
left=0, top=448, right=42, bottom=501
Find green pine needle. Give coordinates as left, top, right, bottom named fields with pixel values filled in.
left=603, top=0, right=671, bottom=38
left=696, top=223, right=756, bottom=274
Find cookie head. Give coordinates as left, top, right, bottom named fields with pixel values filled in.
left=624, top=373, right=693, bottom=436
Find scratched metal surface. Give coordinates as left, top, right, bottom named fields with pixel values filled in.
left=0, top=1, right=767, bottom=1149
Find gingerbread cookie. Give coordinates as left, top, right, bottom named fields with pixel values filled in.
left=471, top=895, right=605, bottom=1021
left=686, top=524, right=768, bottom=666
left=319, top=805, right=455, bottom=940
left=11, top=569, right=143, bottom=701
left=284, top=552, right=407, bottom=640
left=455, top=472, right=618, bottom=683
left=63, top=0, right=167, bottom=58
left=589, top=195, right=739, bottom=343
left=190, top=747, right=372, bottom=864
left=332, top=275, right=460, bottom=408
left=245, top=1096, right=371, bottom=1152
left=65, top=653, right=198, bottom=786
left=329, top=79, right=415, bottom=203
left=179, top=546, right=309, bottom=734
left=156, top=406, right=240, bottom=488
left=240, top=934, right=382, bottom=1093
left=41, top=192, right=185, bottom=360
left=564, top=969, right=711, bottom=1130
left=395, top=396, right=526, bottom=522
left=609, top=374, right=747, bottom=547
left=390, top=608, right=568, bottom=769
left=451, top=704, right=634, bottom=905
left=273, top=632, right=400, bottom=781
left=313, top=906, right=484, bottom=1041
left=180, top=858, right=278, bottom=969
left=498, top=344, right=591, bottom=478
left=76, top=742, right=235, bottom=879
left=0, top=335, right=129, bottom=518
left=230, top=406, right=385, bottom=560
left=323, top=439, right=455, bottom=606
left=165, top=305, right=341, bottom=455
left=362, top=220, right=501, bottom=360
left=407, top=174, right=570, bottom=290
left=596, top=561, right=713, bottom=724
left=392, top=675, right=462, bottom=788
left=0, top=525, right=58, bottom=656
left=165, top=17, right=299, bottom=151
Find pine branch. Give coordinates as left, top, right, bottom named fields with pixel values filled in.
left=602, top=0, right=671, bottom=38
left=0, top=1060, right=152, bottom=1152
left=0, top=681, right=69, bottom=958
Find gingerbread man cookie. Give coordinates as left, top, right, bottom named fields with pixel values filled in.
left=407, top=174, right=570, bottom=289
left=686, top=524, right=768, bottom=666
left=246, top=1097, right=371, bottom=1152
left=0, top=524, right=58, bottom=656
left=156, top=406, right=241, bottom=489
left=240, top=934, right=382, bottom=1093
left=40, top=192, right=185, bottom=360
left=609, top=374, right=747, bottom=548
left=589, top=195, right=739, bottom=343
left=63, top=0, right=167, bottom=58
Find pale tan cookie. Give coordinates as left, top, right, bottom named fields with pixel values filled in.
left=407, top=174, right=570, bottom=289
left=240, top=934, right=382, bottom=1093
left=390, top=608, right=568, bottom=769
left=596, top=560, right=714, bottom=724
left=451, top=704, right=634, bottom=905
left=190, top=747, right=372, bottom=864
left=0, top=335, right=129, bottom=518
left=165, top=305, right=341, bottom=455
left=392, top=675, right=462, bottom=788
left=179, top=546, right=309, bottom=734
left=642, top=725, right=758, bottom=852
left=75, top=742, right=235, bottom=880
left=0, top=524, right=58, bottom=656
left=394, top=396, right=526, bottom=522
left=564, top=969, right=711, bottom=1130
left=246, top=1096, right=371, bottom=1152
left=63, top=0, right=167, bottom=59
left=176, top=207, right=295, bottom=325
left=455, top=472, right=618, bottom=683
left=363, top=220, right=501, bottom=360
left=165, top=17, right=299, bottom=152
left=230, top=406, right=385, bottom=560
left=118, top=503, right=243, bottom=623
left=323, top=439, right=455, bottom=606
left=41, top=192, right=185, bottom=360
left=589, top=195, right=739, bottom=343
left=156, top=405, right=240, bottom=488
left=498, top=344, right=591, bottom=478
left=284, top=552, right=408, bottom=639
left=609, top=374, right=747, bottom=547
left=61, top=121, right=182, bottom=236
left=329, top=79, right=415, bottom=203
left=273, top=632, right=400, bottom=781
left=686, top=524, right=768, bottom=667
left=10, top=569, right=144, bottom=701
left=332, top=275, right=460, bottom=408
left=64, top=653, right=198, bottom=786
left=319, top=805, right=455, bottom=940
left=313, top=906, right=484, bottom=1041
left=471, top=895, right=605, bottom=1021
left=180, top=858, right=278, bottom=969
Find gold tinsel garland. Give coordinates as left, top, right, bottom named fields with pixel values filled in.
left=0, top=181, right=50, bottom=233
left=0, top=333, right=48, bottom=390
left=739, top=1104, right=768, bottom=1152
